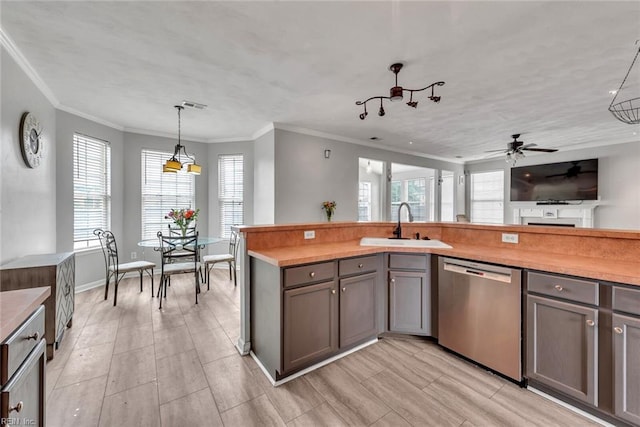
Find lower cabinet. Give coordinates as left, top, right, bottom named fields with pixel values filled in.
left=387, top=254, right=431, bottom=335
left=613, top=314, right=640, bottom=425
left=283, top=281, right=338, bottom=373
left=339, top=272, right=377, bottom=348
left=526, top=294, right=598, bottom=406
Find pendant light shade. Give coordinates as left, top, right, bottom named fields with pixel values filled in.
left=163, top=105, right=202, bottom=174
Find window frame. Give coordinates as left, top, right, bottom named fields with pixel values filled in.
left=218, top=154, right=244, bottom=239
left=470, top=170, right=505, bottom=224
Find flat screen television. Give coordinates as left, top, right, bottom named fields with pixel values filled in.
left=510, top=158, right=599, bottom=202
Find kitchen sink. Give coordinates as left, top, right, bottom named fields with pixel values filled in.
left=359, top=237, right=452, bottom=249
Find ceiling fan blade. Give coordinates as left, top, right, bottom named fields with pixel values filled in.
left=521, top=143, right=537, bottom=149
left=484, top=149, right=508, bottom=153
left=522, top=147, right=558, bottom=153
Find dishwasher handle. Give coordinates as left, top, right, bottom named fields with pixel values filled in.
left=443, top=262, right=512, bottom=284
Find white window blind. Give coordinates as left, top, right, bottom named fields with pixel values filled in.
left=141, top=150, right=196, bottom=240
left=470, top=170, right=504, bottom=224
left=440, top=170, right=455, bottom=222
left=73, top=134, right=111, bottom=249
left=358, top=181, right=372, bottom=221
left=219, top=154, right=243, bottom=238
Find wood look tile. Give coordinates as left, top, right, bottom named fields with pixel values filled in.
left=118, top=299, right=153, bottom=328
left=84, top=300, right=123, bottom=326
left=384, top=335, right=431, bottom=354
left=75, top=319, right=119, bottom=349
left=491, top=382, right=599, bottom=426
left=363, top=370, right=463, bottom=427
left=151, top=310, right=186, bottom=331
left=203, top=354, right=263, bottom=412
left=335, top=347, right=385, bottom=383
left=99, top=382, right=160, bottom=427
left=105, top=345, right=156, bottom=396
left=192, top=324, right=237, bottom=365
left=422, top=375, right=531, bottom=427
left=47, top=376, right=107, bottom=427
left=160, top=388, right=223, bottom=427
left=183, top=308, right=222, bottom=333
left=46, top=367, right=62, bottom=400
left=305, top=362, right=390, bottom=425
left=156, top=349, right=208, bottom=404
left=220, top=394, right=285, bottom=427
left=56, top=342, right=114, bottom=388
left=370, top=411, right=412, bottom=427
left=254, top=373, right=324, bottom=423
left=286, top=402, right=347, bottom=427
left=153, top=324, right=194, bottom=360
left=113, top=322, right=154, bottom=355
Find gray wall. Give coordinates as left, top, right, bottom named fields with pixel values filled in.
left=0, top=49, right=57, bottom=264
left=253, top=130, right=275, bottom=224
left=465, top=140, right=640, bottom=229
left=273, top=129, right=464, bottom=223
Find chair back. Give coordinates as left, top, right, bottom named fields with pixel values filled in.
left=94, top=228, right=119, bottom=271
left=229, top=230, right=240, bottom=260
left=157, top=230, right=200, bottom=268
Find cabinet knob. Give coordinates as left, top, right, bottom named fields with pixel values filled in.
left=25, top=332, right=39, bottom=341
left=10, top=401, right=23, bottom=413
left=309, top=272, right=315, bottom=278
left=331, top=289, right=336, bottom=294
left=614, top=327, right=623, bottom=334
left=554, top=285, right=563, bottom=292
left=390, top=278, right=395, bottom=283
left=342, top=287, right=346, bottom=292
left=358, top=263, right=364, bottom=268
left=586, top=319, right=595, bottom=327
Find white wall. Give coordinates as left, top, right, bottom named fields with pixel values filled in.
left=253, top=130, right=275, bottom=224
left=465, top=140, right=640, bottom=229
left=0, top=49, right=57, bottom=264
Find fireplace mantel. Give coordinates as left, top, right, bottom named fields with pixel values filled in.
left=512, top=201, right=600, bottom=228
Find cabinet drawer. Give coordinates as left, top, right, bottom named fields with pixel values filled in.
left=0, top=339, right=46, bottom=426
left=339, top=255, right=377, bottom=277
left=388, top=254, right=428, bottom=270
left=527, top=272, right=598, bottom=305
left=1, top=306, right=45, bottom=385
left=284, top=262, right=335, bottom=288
left=613, top=286, right=640, bottom=316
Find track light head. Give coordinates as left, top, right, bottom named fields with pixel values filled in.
left=429, top=95, right=441, bottom=103
left=359, top=112, right=368, bottom=120
left=378, top=105, right=385, bottom=116
left=407, top=101, right=418, bottom=108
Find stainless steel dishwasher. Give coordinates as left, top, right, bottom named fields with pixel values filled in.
left=438, top=257, right=522, bottom=382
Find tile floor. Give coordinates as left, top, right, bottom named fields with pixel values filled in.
left=46, top=270, right=599, bottom=426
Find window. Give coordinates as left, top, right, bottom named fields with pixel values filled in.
left=440, top=170, right=455, bottom=222
left=470, top=170, right=504, bottom=224
left=73, top=134, right=111, bottom=249
left=141, top=150, right=195, bottom=240
left=358, top=181, right=372, bottom=221
left=219, top=154, right=243, bottom=238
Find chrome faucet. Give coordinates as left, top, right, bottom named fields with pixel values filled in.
left=392, top=202, right=414, bottom=239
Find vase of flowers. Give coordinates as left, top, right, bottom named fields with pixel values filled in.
left=321, top=201, right=336, bottom=222
left=165, top=208, right=200, bottom=236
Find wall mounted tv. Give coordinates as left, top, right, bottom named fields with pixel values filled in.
left=510, top=158, right=599, bottom=202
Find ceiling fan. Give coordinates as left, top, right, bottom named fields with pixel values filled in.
left=486, top=134, right=558, bottom=165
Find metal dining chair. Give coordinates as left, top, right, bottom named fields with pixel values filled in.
left=202, top=230, right=239, bottom=287
left=94, top=228, right=156, bottom=306
left=156, top=230, right=202, bottom=309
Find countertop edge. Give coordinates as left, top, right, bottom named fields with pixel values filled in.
left=0, top=287, right=51, bottom=342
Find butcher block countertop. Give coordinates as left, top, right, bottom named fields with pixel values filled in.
left=0, top=287, right=51, bottom=342
left=241, top=223, right=640, bottom=286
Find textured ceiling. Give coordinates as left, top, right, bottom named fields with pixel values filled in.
left=2, top=1, right=639, bottom=162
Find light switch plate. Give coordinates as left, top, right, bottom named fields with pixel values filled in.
left=304, top=230, right=315, bottom=239
left=502, top=233, right=519, bottom=244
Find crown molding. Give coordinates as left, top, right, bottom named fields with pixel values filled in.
left=58, top=105, right=124, bottom=131
left=0, top=26, right=59, bottom=107
left=123, top=127, right=209, bottom=143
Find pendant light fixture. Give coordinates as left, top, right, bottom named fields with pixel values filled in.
left=355, top=63, right=445, bottom=120
left=608, top=45, right=640, bottom=125
left=163, top=105, right=202, bottom=175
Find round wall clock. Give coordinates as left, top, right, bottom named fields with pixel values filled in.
left=19, top=112, right=44, bottom=168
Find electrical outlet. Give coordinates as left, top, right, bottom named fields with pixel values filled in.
left=304, top=230, right=315, bottom=239
left=131, top=251, right=137, bottom=260
left=502, top=233, right=519, bottom=244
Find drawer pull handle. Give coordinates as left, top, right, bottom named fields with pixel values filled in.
left=25, top=332, right=39, bottom=341
left=554, top=285, right=564, bottom=292
left=65, top=284, right=71, bottom=296
left=586, top=319, right=595, bottom=327
left=10, top=401, right=23, bottom=413
left=331, top=289, right=336, bottom=294
left=614, top=327, right=623, bottom=334
left=358, top=263, right=364, bottom=268
left=342, top=287, right=346, bottom=292
left=309, top=272, right=315, bottom=278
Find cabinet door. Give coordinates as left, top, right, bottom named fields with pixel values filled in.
left=526, top=295, right=598, bottom=405
left=339, top=272, right=377, bottom=348
left=613, top=313, right=640, bottom=425
left=283, top=281, right=338, bottom=373
left=389, top=270, right=430, bottom=335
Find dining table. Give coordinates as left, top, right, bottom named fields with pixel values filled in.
left=137, top=236, right=223, bottom=249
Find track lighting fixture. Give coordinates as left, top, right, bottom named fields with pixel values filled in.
left=356, top=63, right=445, bottom=120
left=163, top=105, right=202, bottom=175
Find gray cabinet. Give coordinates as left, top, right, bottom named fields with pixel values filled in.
left=339, top=272, right=377, bottom=348
left=526, top=294, right=598, bottom=406
left=613, top=287, right=640, bottom=426
left=283, top=280, right=338, bottom=373
left=387, top=254, right=431, bottom=335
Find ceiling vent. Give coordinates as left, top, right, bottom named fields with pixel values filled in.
left=180, top=100, right=207, bottom=110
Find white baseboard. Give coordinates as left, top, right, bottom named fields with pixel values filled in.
left=75, top=271, right=156, bottom=293
left=527, top=387, right=614, bottom=427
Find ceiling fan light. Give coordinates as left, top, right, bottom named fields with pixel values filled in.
left=389, top=86, right=403, bottom=102
left=187, top=163, right=202, bottom=175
